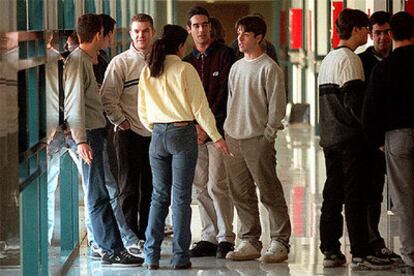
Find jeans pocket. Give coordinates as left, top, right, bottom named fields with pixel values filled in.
left=149, top=132, right=160, bottom=156
left=168, top=126, right=197, bottom=155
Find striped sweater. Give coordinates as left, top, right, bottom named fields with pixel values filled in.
left=101, top=44, right=151, bottom=137
left=318, top=46, right=365, bottom=148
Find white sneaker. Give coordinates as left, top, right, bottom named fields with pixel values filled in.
left=225, top=240, right=262, bottom=261
left=260, top=240, right=289, bottom=263
left=89, top=242, right=103, bottom=260
left=138, top=240, right=145, bottom=251
left=126, top=242, right=145, bottom=258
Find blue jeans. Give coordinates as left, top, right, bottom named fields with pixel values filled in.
left=47, top=147, right=82, bottom=244
left=144, top=123, right=198, bottom=266
left=82, top=128, right=123, bottom=254
left=47, top=135, right=138, bottom=247
left=87, top=146, right=139, bottom=247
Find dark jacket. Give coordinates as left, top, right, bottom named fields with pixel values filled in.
left=184, top=41, right=235, bottom=136
left=93, top=49, right=110, bottom=86
left=359, top=46, right=382, bottom=82
left=318, top=46, right=366, bottom=148
left=363, top=44, right=414, bottom=147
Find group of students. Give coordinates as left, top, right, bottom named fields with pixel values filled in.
left=46, top=6, right=291, bottom=269
left=45, top=5, right=414, bottom=273
left=319, top=8, right=414, bottom=273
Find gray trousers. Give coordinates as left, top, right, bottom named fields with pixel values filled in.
left=385, top=128, right=414, bottom=267
left=223, top=134, right=291, bottom=243
left=193, top=142, right=235, bottom=243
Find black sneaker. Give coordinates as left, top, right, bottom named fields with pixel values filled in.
left=323, top=251, right=346, bottom=268
left=172, top=262, right=192, bottom=270
left=395, top=263, right=414, bottom=274
left=101, top=249, right=144, bottom=267
left=189, top=241, right=217, bottom=257
left=351, top=255, right=394, bottom=271
left=374, top=247, right=402, bottom=263
left=216, top=242, right=235, bottom=259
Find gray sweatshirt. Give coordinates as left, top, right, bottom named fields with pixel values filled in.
left=224, top=53, right=286, bottom=141
left=64, top=47, right=106, bottom=144
left=101, top=44, right=150, bottom=137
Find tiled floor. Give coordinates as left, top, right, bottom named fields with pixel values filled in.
left=66, top=125, right=403, bottom=275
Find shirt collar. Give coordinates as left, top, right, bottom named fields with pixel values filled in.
left=129, top=43, right=146, bottom=58
left=166, top=55, right=182, bottom=61
left=191, top=40, right=220, bottom=59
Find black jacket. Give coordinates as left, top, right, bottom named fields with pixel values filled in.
left=363, top=45, right=414, bottom=147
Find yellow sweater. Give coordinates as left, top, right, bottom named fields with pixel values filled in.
left=138, top=55, right=222, bottom=142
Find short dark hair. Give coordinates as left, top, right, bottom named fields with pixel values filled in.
left=130, top=13, right=154, bottom=29
left=235, top=15, right=267, bottom=40
left=77, top=13, right=102, bottom=43
left=68, top=31, right=79, bottom=45
left=369, top=11, right=391, bottom=29
left=99, top=14, right=116, bottom=37
left=390, top=11, right=414, bottom=41
left=336, top=9, right=369, bottom=40
left=210, top=17, right=225, bottom=43
left=187, top=6, right=210, bottom=27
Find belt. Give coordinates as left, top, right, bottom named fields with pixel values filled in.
left=171, top=121, right=192, bottom=127
left=154, top=121, right=193, bottom=127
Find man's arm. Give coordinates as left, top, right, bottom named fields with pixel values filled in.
left=264, top=64, right=286, bottom=142
left=64, top=57, right=93, bottom=164
left=341, top=57, right=366, bottom=123
left=101, top=57, right=129, bottom=129
left=64, top=58, right=86, bottom=145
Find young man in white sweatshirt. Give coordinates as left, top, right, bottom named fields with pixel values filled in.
left=223, top=15, right=291, bottom=263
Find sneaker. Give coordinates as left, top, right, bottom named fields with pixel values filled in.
left=89, top=242, right=103, bottom=260
left=351, top=255, right=394, bottom=271
left=323, top=251, right=346, bottom=268
left=101, top=249, right=144, bottom=267
left=190, top=241, right=217, bottom=257
left=126, top=242, right=145, bottom=258
left=138, top=240, right=145, bottom=251
left=226, top=240, right=262, bottom=261
left=260, top=240, right=289, bottom=263
left=395, top=263, right=414, bottom=274
left=164, top=224, right=173, bottom=235
left=216, top=242, right=234, bottom=259
left=374, top=247, right=402, bottom=262
left=143, top=263, right=160, bottom=270
left=172, top=262, right=192, bottom=270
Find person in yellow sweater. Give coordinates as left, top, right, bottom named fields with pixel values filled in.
left=138, top=24, right=229, bottom=270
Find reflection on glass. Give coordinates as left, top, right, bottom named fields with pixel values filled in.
left=0, top=32, right=20, bottom=270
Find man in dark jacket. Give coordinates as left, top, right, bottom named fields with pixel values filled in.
left=184, top=6, right=236, bottom=259
left=363, top=11, right=414, bottom=274
left=358, top=11, right=400, bottom=262
left=318, top=9, right=393, bottom=270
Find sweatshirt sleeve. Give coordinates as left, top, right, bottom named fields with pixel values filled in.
left=64, top=57, right=86, bottom=145
left=101, top=57, right=127, bottom=126
left=137, top=68, right=152, bottom=132
left=184, top=65, right=222, bottom=142
left=264, top=63, right=286, bottom=142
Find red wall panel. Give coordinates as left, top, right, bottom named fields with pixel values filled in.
left=406, top=0, right=414, bottom=16
left=332, top=1, right=343, bottom=48
left=290, top=8, right=303, bottom=49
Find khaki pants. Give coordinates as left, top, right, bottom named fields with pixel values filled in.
left=193, top=142, right=235, bottom=243
left=224, top=134, right=291, bottom=243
